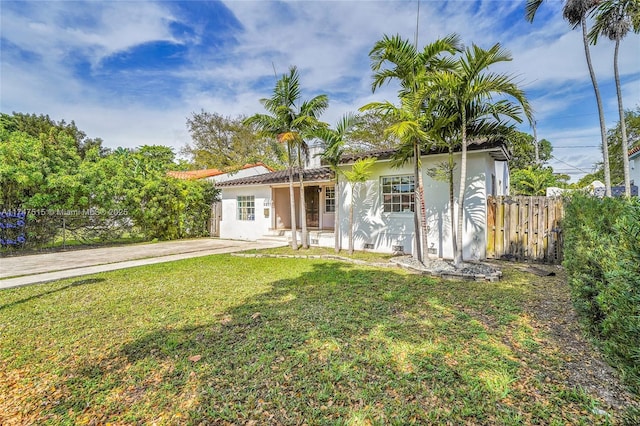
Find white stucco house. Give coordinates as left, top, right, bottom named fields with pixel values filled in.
left=215, top=140, right=510, bottom=260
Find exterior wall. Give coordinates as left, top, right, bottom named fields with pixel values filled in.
left=338, top=151, right=491, bottom=260
left=630, top=153, right=640, bottom=187
left=219, top=185, right=272, bottom=240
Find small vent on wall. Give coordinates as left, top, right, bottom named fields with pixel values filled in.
left=428, top=247, right=437, bottom=255
left=311, top=239, right=319, bottom=245
left=392, top=245, right=404, bottom=253
left=363, top=243, right=375, bottom=250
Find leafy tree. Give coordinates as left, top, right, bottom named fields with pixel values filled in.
left=511, top=166, right=570, bottom=195
left=343, top=157, right=375, bottom=254
left=578, top=107, right=640, bottom=186
left=589, top=0, right=640, bottom=196
left=506, top=130, right=553, bottom=171
left=344, top=110, right=400, bottom=153
left=0, top=112, right=107, bottom=158
left=315, top=113, right=359, bottom=253
left=526, top=0, right=613, bottom=196
left=363, top=33, right=462, bottom=263
left=184, top=111, right=284, bottom=170
left=245, top=66, right=329, bottom=250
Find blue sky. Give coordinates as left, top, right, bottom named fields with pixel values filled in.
left=1, top=0, right=638, bottom=181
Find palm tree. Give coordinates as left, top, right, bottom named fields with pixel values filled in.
left=589, top=0, right=640, bottom=196
left=434, top=44, right=532, bottom=266
left=343, top=157, right=376, bottom=254
left=315, top=113, right=359, bottom=253
left=366, top=34, right=462, bottom=263
left=245, top=66, right=328, bottom=250
left=526, top=0, right=612, bottom=197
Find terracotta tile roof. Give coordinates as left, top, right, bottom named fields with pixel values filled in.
left=216, top=167, right=334, bottom=187
left=166, top=162, right=274, bottom=180
left=629, top=145, right=640, bottom=158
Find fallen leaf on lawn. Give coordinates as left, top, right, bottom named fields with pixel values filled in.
left=251, top=312, right=261, bottom=319
left=188, top=355, right=202, bottom=362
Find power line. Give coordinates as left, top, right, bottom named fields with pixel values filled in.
left=549, top=155, right=594, bottom=174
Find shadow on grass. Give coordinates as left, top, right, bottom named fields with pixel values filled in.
left=0, top=277, right=105, bottom=311
left=55, top=262, right=597, bottom=424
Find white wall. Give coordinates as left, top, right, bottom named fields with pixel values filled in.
left=219, top=186, right=272, bottom=240
left=338, top=152, right=491, bottom=260
left=630, top=153, right=640, bottom=187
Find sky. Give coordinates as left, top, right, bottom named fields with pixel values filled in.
left=1, top=0, right=639, bottom=182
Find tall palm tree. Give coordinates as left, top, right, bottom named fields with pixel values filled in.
left=589, top=0, right=640, bottom=196
left=367, top=34, right=462, bottom=263
left=434, top=44, right=532, bottom=266
left=245, top=66, right=328, bottom=249
left=315, top=113, right=359, bottom=253
left=526, top=0, right=612, bottom=197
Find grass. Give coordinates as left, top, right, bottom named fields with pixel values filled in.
left=239, top=246, right=397, bottom=263
left=0, top=255, right=628, bottom=424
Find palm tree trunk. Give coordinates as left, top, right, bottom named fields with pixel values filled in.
left=455, top=110, right=467, bottom=266
left=448, top=147, right=458, bottom=259
left=614, top=39, right=631, bottom=197
left=287, top=145, right=298, bottom=250
left=581, top=18, right=612, bottom=197
left=334, top=177, right=341, bottom=253
left=349, top=184, right=354, bottom=255
left=297, top=146, right=308, bottom=249
left=412, top=142, right=424, bottom=263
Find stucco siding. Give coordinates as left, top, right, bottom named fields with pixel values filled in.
left=219, top=186, right=272, bottom=241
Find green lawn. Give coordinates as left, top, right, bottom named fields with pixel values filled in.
left=0, top=255, right=632, bottom=424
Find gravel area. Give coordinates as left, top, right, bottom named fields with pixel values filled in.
left=390, top=255, right=502, bottom=280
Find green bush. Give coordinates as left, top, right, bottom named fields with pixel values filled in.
left=563, top=194, right=640, bottom=394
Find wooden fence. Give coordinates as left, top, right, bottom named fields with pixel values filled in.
left=487, top=196, right=564, bottom=263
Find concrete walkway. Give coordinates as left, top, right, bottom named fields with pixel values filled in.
left=0, top=238, right=284, bottom=290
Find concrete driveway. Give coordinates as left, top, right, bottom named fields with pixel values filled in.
left=0, top=238, right=284, bottom=290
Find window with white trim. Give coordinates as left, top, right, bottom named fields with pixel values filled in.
left=237, top=196, right=255, bottom=220
left=381, top=175, right=415, bottom=213
left=325, top=186, right=336, bottom=213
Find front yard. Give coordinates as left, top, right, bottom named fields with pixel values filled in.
left=0, top=255, right=637, bottom=424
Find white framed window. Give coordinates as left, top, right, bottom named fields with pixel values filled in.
left=237, top=195, right=255, bottom=221
left=381, top=175, right=415, bottom=213
left=325, top=186, right=336, bottom=213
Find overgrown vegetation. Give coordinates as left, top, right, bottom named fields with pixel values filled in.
left=0, top=113, right=217, bottom=253
left=1, top=255, right=637, bottom=424
left=563, top=193, right=640, bottom=394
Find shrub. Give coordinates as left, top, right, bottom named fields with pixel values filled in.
left=563, top=194, right=640, bottom=394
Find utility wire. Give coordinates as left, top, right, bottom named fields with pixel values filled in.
left=549, top=154, right=594, bottom=174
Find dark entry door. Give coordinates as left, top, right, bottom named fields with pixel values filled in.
left=305, top=186, right=319, bottom=228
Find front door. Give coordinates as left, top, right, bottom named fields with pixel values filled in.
left=305, top=186, right=319, bottom=228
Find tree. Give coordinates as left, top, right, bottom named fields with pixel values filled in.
left=0, top=112, right=107, bottom=158
left=589, top=0, right=640, bottom=196
left=315, top=113, right=359, bottom=253
left=184, top=111, right=284, bottom=171
left=506, top=130, right=553, bottom=171
left=512, top=166, right=570, bottom=195
left=578, top=107, right=640, bottom=186
left=245, top=66, right=328, bottom=249
left=434, top=43, right=532, bottom=266
left=364, top=34, right=462, bottom=263
left=344, top=110, right=400, bottom=153
left=343, top=157, right=375, bottom=254
left=526, top=0, right=612, bottom=197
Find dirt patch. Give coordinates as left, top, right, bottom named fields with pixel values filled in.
left=505, top=262, right=639, bottom=412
